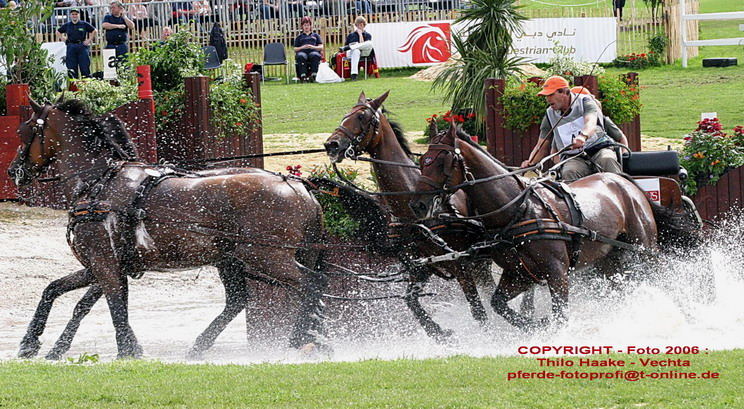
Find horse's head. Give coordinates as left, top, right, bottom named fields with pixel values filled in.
left=8, top=99, right=64, bottom=186
left=409, top=125, right=469, bottom=220
left=324, top=90, right=390, bottom=163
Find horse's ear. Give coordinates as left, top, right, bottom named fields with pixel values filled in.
left=445, top=122, right=458, bottom=143
left=368, top=90, right=390, bottom=110
left=29, top=97, right=42, bottom=115
left=357, top=91, right=367, bottom=104
left=428, top=119, right=438, bottom=139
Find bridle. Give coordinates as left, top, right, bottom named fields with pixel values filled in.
left=14, top=104, right=54, bottom=182
left=418, top=137, right=474, bottom=198
left=332, top=102, right=382, bottom=160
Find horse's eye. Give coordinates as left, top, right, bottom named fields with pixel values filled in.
left=357, top=113, right=365, bottom=121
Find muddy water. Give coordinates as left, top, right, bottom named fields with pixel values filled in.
left=1, top=203, right=742, bottom=364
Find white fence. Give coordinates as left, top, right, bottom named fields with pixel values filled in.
left=679, top=0, right=744, bottom=67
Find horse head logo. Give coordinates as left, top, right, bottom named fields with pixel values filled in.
left=397, top=23, right=452, bottom=64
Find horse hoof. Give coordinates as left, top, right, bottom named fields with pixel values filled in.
left=433, top=328, right=454, bottom=343
left=185, top=349, right=204, bottom=361
left=298, top=342, right=333, bottom=358
left=44, top=350, right=64, bottom=361
left=18, top=338, right=41, bottom=359
left=117, top=345, right=144, bottom=360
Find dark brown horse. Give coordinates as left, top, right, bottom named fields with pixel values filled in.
left=409, top=126, right=693, bottom=329
left=8, top=100, right=328, bottom=359
left=324, top=91, right=496, bottom=339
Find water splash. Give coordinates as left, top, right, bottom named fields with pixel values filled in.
left=1, top=205, right=742, bottom=364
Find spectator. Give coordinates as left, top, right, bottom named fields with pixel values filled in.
left=160, top=25, right=173, bottom=43
left=613, top=0, right=625, bottom=22
left=126, top=0, right=158, bottom=34
left=340, top=16, right=373, bottom=81
left=57, top=8, right=97, bottom=78
left=293, top=16, right=323, bottom=82
left=171, top=1, right=195, bottom=25
left=258, top=0, right=279, bottom=19
left=349, top=0, right=371, bottom=15
left=102, top=1, right=134, bottom=59
left=192, top=0, right=212, bottom=30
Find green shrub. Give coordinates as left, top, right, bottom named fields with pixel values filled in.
left=545, top=54, right=605, bottom=78
left=598, top=75, right=641, bottom=125
left=309, top=164, right=361, bottom=239
left=62, top=79, right=137, bottom=115
left=209, top=60, right=259, bottom=139
left=680, top=118, right=744, bottom=196
left=501, top=81, right=547, bottom=132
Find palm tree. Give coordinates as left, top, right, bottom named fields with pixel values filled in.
left=432, top=0, right=527, bottom=133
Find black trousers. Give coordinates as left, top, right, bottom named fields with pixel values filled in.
left=295, top=51, right=321, bottom=77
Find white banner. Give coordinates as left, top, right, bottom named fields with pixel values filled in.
left=41, top=42, right=68, bottom=77
left=513, top=18, right=617, bottom=63
left=635, top=178, right=661, bottom=205
left=366, top=18, right=616, bottom=68
left=366, top=21, right=455, bottom=68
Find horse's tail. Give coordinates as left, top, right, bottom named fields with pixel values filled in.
left=618, top=174, right=702, bottom=250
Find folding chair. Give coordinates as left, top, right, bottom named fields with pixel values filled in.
left=202, top=46, right=222, bottom=70
left=262, top=42, right=289, bottom=84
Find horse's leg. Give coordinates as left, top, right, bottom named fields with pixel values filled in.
left=90, top=257, right=142, bottom=359
left=18, top=268, right=95, bottom=358
left=45, top=284, right=104, bottom=360
left=519, top=284, right=536, bottom=320
left=454, top=269, right=488, bottom=325
left=187, top=257, right=249, bottom=359
left=490, top=270, right=536, bottom=331
left=289, top=250, right=329, bottom=351
left=405, top=267, right=452, bottom=340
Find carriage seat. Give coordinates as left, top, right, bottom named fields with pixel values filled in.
left=622, top=150, right=680, bottom=177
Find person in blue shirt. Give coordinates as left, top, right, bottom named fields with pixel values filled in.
left=293, top=16, right=323, bottom=82
left=56, top=9, right=97, bottom=78
left=102, top=1, right=134, bottom=59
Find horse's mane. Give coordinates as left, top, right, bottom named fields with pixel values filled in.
left=378, top=106, right=412, bottom=157
left=56, top=99, right=138, bottom=161
left=452, top=127, right=510, bottom=169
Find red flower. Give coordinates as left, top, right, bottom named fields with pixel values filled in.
left=239, top=98, right=248, bottom=104
left=235, top=122, right=243, bottom=126
left=467, top=112, right=476, bottom=119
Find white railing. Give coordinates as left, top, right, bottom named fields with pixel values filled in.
left=679, top=0, right=744, bottom=67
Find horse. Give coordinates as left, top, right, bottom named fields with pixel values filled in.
left=323, top=91, right=497, bottom=340
left=409, top=126, right=698, bottom=329
left=8, top=99, right=329, bottom=359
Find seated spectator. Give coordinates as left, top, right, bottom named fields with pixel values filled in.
left=159, top=25, right=173, bottom=44
left=340, top=16, right=373, bottom=81
left=127, top=0, right=158, bottom=33
left=349, top=0, right=371, bottom=15
left=293, top=16, right=323, bottom=82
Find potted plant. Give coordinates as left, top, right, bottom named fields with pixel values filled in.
left=0, top=0, right=60, bottom=115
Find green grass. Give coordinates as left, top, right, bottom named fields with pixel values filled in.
left=260, top=72, right=447, bottom=135
left=1, top=351, right=742, bottom=408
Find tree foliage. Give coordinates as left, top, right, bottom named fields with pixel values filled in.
left=432, top=0, right=527, bottom=133
left=0, top=0, right=62, bottom=101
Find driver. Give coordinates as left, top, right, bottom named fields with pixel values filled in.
left=520, top=76, right=623, bottom=182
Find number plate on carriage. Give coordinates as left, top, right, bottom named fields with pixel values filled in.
left=635, top=178, right=661, bottom=205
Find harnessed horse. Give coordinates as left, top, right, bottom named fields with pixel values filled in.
left=324, top=91, right=499, bottom=339
left=409, top=126, right=695, bottom=329
left=8, top=99, right=329, bottom=359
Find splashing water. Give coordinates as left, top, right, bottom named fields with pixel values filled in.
left=0, top=204, right=742, bottom=364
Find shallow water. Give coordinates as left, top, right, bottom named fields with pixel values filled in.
left=1, top=204, right=742, bottom=364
